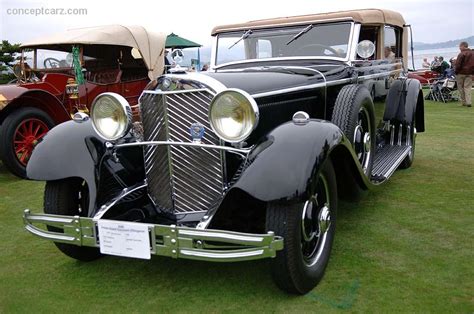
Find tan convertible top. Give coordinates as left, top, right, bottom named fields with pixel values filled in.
left=211, top=9, right=405, bottom=35
left=22, top=25, right=166, bottom=80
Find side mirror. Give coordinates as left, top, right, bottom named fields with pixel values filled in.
left=356, top=40, right=375, bottom=59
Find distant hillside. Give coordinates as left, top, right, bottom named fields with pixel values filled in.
left=414, top=36, right=474, bottom=50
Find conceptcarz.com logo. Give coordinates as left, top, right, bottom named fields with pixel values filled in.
left=6, top=7, right=88, bottom=16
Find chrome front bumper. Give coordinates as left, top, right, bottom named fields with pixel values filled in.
left=23, top=210, right=283, bottom=262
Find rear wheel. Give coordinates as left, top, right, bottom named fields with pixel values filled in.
left=0, top=108, right=54, bottom=178
left=44, top=178, right=102, bottom=261
left=266, top=160, right=337, bottom=294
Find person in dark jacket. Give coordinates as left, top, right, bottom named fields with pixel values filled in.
left=455, top=42, right=474, bottom=107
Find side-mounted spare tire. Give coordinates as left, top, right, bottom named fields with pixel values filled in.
left=331, top=84, right=376, bottom=177
left=44, top=178, right=102, bottom=261
left=0, top=107, right=55, bottom=178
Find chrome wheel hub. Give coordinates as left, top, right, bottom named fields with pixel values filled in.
left=353, top=107, right=372, bottom=174
left=318, top=205, right=331, bottom=235
left=301, top=174, right=331, bottom=266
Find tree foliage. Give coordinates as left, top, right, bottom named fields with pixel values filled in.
left=0, top=40, right=21, bottom=84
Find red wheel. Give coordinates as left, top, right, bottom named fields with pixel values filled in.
left=13, top=118, right=49, bottom=166
left=0, top=108, right=55, bottom=178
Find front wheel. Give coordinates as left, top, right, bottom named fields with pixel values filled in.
left=0, top=108, right=54, bottom=178
left=44, top=178, right=102, bottom=261
left=266, top=160, right=338, bottom=294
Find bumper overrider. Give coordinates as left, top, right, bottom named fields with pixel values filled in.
left=23, top=210, right=283, bottom=262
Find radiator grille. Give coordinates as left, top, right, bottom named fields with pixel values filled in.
left=140, top=90, right=224, bottom=214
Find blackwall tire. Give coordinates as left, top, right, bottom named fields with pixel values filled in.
left=0, top=108, right=54, bottom=178
left=266, top=160, right=338, bottom=294
left=331, top=84, right=376, bottom=177
left=44, top=178, right=102, bottom=261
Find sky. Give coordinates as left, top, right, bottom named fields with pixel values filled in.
left=0, top=0, right=473, bottom=46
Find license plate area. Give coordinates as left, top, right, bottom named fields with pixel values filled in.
left=97, top=220, right=152, bottom=260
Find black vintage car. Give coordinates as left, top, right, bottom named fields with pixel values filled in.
left=23, top=9, right=424, bottom=294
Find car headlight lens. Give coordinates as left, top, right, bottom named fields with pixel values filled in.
left=209, top=89, right=259, bottom=143
left=91, top=93, right=132, bottom=140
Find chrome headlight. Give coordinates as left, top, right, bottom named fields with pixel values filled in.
left=209, top=89, right=259, bottom=143
left=91, top=93, right=132, bottom=140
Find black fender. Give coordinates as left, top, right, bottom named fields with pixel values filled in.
left=229, top=119, right=370, bottom=203
left=384, top=78, right=425, bottom=132
left=405, top=79, right=425, bottom=132
left=27, top=119, right=105, bottom=215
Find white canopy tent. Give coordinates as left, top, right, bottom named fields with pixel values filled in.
left=21, top=25, right=167, bottom=80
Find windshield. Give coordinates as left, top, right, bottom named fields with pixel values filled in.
left=23, top=48, right=73, bottom=70
left=215, top=22, right=352, bottom=66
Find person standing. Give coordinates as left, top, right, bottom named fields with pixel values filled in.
left=455, top=42, right=474, bottom=107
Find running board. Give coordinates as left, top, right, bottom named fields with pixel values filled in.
left=371, top=145, right=411, bottom=183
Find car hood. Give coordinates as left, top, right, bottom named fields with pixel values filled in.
left=202, top=65, right=350, bottom=96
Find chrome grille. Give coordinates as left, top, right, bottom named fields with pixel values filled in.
left=140, top=90, right=224, bottom=214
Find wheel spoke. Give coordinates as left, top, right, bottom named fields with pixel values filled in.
left=19, top=150, right=31, bottom=164
left=15, top=146, right=27, bottom=154
left=35, top=131, right=48, bottom=140
left=33, top=124, right=42, bottom=137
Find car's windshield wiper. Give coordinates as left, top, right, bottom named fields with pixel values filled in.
left=228, top=29, right=253, bottom=49
left=286, top=24, right=313, bottom=45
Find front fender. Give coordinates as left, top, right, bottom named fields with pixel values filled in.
left=27, top=120, right=105, bottom=214
left=230, top=119, right=359, bottom=203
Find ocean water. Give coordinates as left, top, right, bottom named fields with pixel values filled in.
left=409, top=46, right=460, bottom=70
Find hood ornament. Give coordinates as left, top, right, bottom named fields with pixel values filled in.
left=190, top=123, right=205, bottom=143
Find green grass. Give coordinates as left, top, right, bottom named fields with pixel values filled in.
left=0, top=95, right=473, bottom=313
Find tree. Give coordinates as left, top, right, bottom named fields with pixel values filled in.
left=0, top=40, right=21, bottom=84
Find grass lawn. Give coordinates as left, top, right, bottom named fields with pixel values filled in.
left=0, top=95, right=473, bottom=313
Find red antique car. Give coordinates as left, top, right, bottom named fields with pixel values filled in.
left=407, top=69, right=441, bottom=85
left=0, top=25, right=166, bottom=178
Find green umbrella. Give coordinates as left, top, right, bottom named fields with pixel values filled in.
left=165, top=33, right=201, bottom=49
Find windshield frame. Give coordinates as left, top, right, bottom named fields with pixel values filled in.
left=212, top=21, right=355, bottom=69
left=21, top=46, right=81, bottom=71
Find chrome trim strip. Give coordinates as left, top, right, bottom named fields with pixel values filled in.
left=179, top=249, right=265, bottom=259
left=142, top=88, right=209, bottom=95
left=215, top=56, right=349, bottom=69
left=357, top=69, right=402, bottom=81
left=178, top=229, right=265, bottom=244
left=251, top=81, right=326, bottom=98
left=210, top=35, right=218, bottom=69
left=25, top=224, right=77, bottom=242
left=25, top=215, right=75, bottom=224
left=250, top=69, right=400, bottom=99
left=115, top=141, right=251, bottom=155
left=348, top=23, right=361, bottom=61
